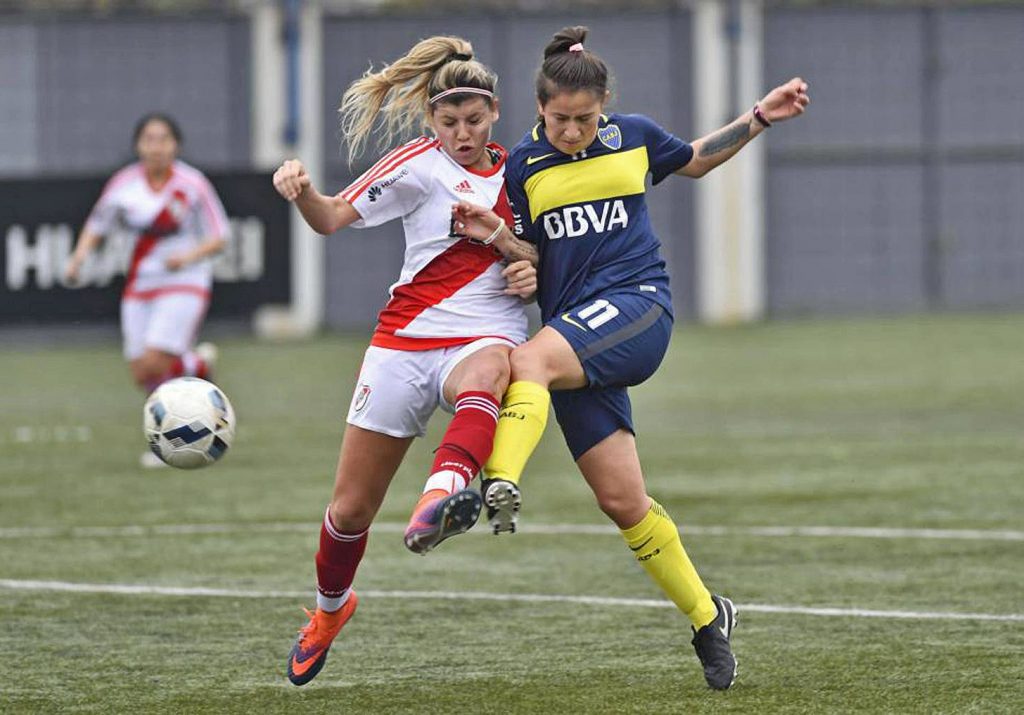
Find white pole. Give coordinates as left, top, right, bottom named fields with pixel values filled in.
left=251, top=0, right=324, bottom=339
left=692, top=0, right=765, bottom=324
left=736, top=0, right=766, bottom=321
left=251, top=2, right=286, bottom=171
left=693, top=0, right=730, bottom=324
left=292, top=0, right=325, bottom=334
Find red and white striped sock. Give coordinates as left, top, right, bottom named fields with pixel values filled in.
left=421, top=391, right=500, bottom=497
left=315, top=506, right=367, bottom=612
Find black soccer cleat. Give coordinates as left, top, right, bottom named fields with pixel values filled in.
left=690, top=594, right=738, bottom=690
left=481, top=478, right=522, bottom=534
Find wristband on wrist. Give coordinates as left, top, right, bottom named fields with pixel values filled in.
left=752, top=103, right=772, bottom=128
left=480, top=222, right=504, bottom=246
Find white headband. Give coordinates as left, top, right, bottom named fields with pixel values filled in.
left=429, top=87, right=494, bottom=104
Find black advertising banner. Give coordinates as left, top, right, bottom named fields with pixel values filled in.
left=0, top=172, right=290, bottom=325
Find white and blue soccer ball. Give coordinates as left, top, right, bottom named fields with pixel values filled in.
left=143, top=377, right=236, bottom=469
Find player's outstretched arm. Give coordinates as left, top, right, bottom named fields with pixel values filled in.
left=64, top=228, right=103, bottom=285
left=273, top=158, right=360, bottom=235
left=678, top=77, right=809, bottom=179
left=451, top=201, right=539, bottom=266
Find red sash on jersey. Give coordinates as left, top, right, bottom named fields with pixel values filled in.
left=371, top=186, right=516, bottom=351
left=123, top=189, right=189, bottom=298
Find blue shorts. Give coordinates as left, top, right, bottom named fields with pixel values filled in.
left=547, top=291, right=673, bottom=460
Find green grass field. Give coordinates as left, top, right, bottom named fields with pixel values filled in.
left=2, top=314, right=1023, bottom=714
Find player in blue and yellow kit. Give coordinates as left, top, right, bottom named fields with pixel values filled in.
left=451, top=26, right=809, bottom=690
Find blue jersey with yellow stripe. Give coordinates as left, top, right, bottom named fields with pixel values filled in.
left=505, top=113, right=693, bottom=322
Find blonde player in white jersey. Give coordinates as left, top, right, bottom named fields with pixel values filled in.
left=273, top=36, right=539, bottom=686
left=65, top=114, right=230, bottom=465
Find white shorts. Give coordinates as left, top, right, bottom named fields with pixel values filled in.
left=121, top=292, right=208, bottom=361
left=346, top=337, right=515, bottom=438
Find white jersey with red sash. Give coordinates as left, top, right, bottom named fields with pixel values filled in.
left=342, top=138, right=527, bottom=351
left=85, top=159, right=231, bottom=300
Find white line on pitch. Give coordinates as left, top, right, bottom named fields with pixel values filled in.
left=0, top=521, right=1021, bottom=542
left=0, top=579, right=1021, bottom=623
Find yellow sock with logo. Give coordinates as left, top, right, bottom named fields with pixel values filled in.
left=482, top=381, right=550, bottom=486
left=621, top=500, right=717, bottom=628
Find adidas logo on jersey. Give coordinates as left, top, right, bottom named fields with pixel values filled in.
left=453, top=180, right=474, bottom=194
left=542, top=199, right=629, bottom=239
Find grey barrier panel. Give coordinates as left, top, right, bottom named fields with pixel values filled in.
left=935, top=9, right=1024, bottom=309
left=0, top=22, right=40, bottom=174
left=767, top=163, right=927, bottom=316
left=765, top=4, right=1024, bottom=316
left=766, top=8, right=925, bottom=152
left=937, top=8, right=1024, bottom=147
left=939, top=162, right=1024, bottom=309
left=0, top=17, right=251, bottom=177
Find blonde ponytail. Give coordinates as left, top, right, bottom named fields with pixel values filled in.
left=338, top=35, right=497, bottom=164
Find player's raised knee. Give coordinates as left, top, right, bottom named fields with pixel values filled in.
left=508, top=341, right=554, bottom=384
left=460, top=351, right=511, bottom=399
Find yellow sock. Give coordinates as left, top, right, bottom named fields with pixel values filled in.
left=621, top=500, right=717, bottom=628
left=482, top=381, right=550, bottom=486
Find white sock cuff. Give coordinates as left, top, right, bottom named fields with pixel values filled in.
left=181, top=351, right=199, bottom=376
left=316, top=588, right=351, bottom=613
left=323, top=506, right=368, bottom=543
left=455, top=395, right=499, bottom=421
left=422, top=469, right=469, bottom=494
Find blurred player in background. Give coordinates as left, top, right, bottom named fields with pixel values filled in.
left=450, top=25, right=810, bottom=690
left=271, top=36, right=537, bottom=686
left=64, top=113, right=230, bottom=468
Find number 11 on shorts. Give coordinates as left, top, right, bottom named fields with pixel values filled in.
left=577, top=299, right=620, bottom=329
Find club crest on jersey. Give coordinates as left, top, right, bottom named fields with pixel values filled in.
left=353, top=384, right=372, bottom=412
left=597, top=124, right=622, bottom=151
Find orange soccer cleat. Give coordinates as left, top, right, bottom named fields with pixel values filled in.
left=286, top=592, right=359, bottom=686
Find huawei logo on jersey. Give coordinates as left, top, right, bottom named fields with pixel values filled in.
left=453, top=180, right=474, bottom=194
left=367, top=185, right=383, bottom=202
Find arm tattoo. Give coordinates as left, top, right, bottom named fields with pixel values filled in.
left=698, top=119, right=752, bottom=158
left=498, top=231, right=539, bottom=266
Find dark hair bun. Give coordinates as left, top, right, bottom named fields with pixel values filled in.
left=543, top=26, right=588, bottom=59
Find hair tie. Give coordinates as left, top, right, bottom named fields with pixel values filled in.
left=568, top=43, right=584, bottom=53
left=447, top=52, right=473, bottom=63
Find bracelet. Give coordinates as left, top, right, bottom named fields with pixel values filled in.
left=752, top=103, right=772, bottom=128
left=480, top=222, right=504, bottom=246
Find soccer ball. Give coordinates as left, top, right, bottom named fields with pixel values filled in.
left=143, top=377, right=236, bottom=469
